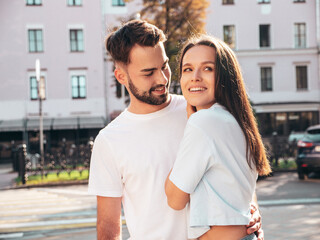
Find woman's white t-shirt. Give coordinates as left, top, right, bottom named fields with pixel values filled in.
left=169, top=103, right=258, bottom=239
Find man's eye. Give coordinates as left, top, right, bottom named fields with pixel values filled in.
left=162, top=64, right=168, bottom=70
left=145, top=71, right=153, bottom=76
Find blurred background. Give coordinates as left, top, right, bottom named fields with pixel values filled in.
left=0, top=0, right=320, bottom=239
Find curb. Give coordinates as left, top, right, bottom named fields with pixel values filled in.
left=0, top=180, right=89, bottom=191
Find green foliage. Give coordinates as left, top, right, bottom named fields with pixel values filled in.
left=15, top=170, right=89, bottom=186
left=126, top=0, right=209, bottom=86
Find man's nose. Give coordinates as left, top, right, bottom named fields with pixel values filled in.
left=158, top=69, right=169, bottom=85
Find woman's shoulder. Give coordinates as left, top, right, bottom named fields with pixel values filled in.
left=189, top=103, right=236, bottom=127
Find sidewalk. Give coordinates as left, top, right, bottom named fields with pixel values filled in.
left=0, top=163, right=17, bottom=190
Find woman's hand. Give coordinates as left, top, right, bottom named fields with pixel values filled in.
left=186, top=103, right=197, bottom=119
left=246, top=203, right=264, bottom=240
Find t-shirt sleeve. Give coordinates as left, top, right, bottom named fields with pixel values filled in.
left=169, top=122, right=215, bottom=194
left=88, top=133, right=123, bottom=197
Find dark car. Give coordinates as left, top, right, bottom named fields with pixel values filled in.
left=296, top=124, right=320, bottom=180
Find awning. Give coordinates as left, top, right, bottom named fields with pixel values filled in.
left=0, top=116, right=106, bottom=132
left=26, top=118, right=53, bottom=131
left=52, top=118, right=78, bottom=130
left=79, top=117, right=106, bottom=129
left=0, top=119, right=25, bottom=132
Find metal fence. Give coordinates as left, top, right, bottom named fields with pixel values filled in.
left=12, top=139, right=93, bottom=184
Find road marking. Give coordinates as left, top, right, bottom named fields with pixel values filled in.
left=0, top=232, right=24, bottom=238
left=258, top=198, right=320, bottom=206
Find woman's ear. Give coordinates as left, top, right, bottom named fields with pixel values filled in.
left=114, top=66, right=127, bottom=85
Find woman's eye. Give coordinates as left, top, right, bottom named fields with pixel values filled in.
left=183, top=68, right=192, bottom=72
left=205, top=66, right=213, bottom=71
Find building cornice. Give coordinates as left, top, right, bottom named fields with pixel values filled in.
left=235, top=47, right=318, bottom=57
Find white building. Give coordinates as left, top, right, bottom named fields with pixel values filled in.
left=0, top=0, right=106, bottom=156
left=103, top=0, right=320, bottom=137
left=1, top=0, right=320, bottom=160
left=206, top=0, right=320, bottom=136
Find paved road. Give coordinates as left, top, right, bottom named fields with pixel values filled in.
left=256, top=172, right=320, bottom=240
left=0, top=171, right=319, bottom=239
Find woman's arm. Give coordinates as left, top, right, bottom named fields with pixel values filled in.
left=165, top=170, right=190, bottom=210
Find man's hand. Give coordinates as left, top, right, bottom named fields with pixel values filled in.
left=186, top=103, right=197, bottom=119
left=246, top=203, right=264, bottom=240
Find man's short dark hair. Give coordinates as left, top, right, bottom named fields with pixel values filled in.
left=106, top=19, right=166, bottom=65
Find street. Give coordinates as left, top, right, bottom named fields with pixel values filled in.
left=0, top=172, right=319, bottom=240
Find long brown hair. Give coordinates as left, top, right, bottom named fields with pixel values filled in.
left=179, top=35, right=271, bottom=176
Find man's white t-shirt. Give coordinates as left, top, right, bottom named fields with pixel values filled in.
left=170, top=103, right=258, bottom=239
left=88, top=95, right=189, bottom=240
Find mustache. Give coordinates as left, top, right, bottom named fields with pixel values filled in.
left=150, top=83, right=168, bottom=92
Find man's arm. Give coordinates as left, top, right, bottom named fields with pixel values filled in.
left=97, top=196, right=122, bottom=240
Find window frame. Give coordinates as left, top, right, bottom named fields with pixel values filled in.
left=294, top=23, right=306, bottom=48
left=69, top=29, right=84, bottom=52
left=257, top=0, right=271, bottom=4
left=296, top=65, right=308, bottom=91
left=28, top=29, right=44, bottom=53
left=67, top=0, right=82, bottom=6
left=260, top=66, right=273, bottom=92
left=222, top=0, right=234, bottom=5
left=71, top=75, right=87, bottom=99
left=223, top=25, right=236, bottom=49
left=26, top=0, right=42, bottom=6
left=259, top=24, right=271, bottom=48
left=112, top=0, right=125, bottom=7
left=29, top=75, right=46, bottom=100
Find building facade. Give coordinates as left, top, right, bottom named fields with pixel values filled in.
left=206, top=0, right=320, bottom=137
left=103, top=0, right=320, bottom=137
left=0, top=0, right=106, bottom=158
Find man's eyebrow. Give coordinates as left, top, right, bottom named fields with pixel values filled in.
left=140, top=58, right=169, bottom=72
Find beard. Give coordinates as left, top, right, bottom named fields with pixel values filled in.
left=128, top=77, right=169, bottom=106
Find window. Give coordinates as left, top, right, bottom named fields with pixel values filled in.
left=68, top=0, right=82, bottom=6
left=259, top=24, right=270, bottom=48
left=112, top=0, right=125, bottom=6
left=223, top=25, right=236, bottom=49
left=30, top=76, right=46, bottom=100
left=115, top=78, right=129, bottom=98
left=296, top=66, right=308, bottom=90
left=70, top=29, right=84, bottom=52
left=26, top=0, right=42, bottom=5
left=258, top=0, right=270, bottom=3
left=261, top=67, right=272, bottom=91
left=294, top=23, right=306, bottom=48
left=28, top=29, right=43, bottom=52
left=72, top=75, right=86, bottom=99
left=222, top=0, right=234, bottom=4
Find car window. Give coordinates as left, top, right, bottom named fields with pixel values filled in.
left=306, top=129, right=320, bottom=142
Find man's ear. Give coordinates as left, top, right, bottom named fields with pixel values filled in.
left=114, top=66, right=127, bottom=85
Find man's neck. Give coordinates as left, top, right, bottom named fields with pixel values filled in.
left=127, top=95, right=172, bottom=114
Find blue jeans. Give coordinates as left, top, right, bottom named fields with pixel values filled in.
left=241, top=233, right=257, bottom=240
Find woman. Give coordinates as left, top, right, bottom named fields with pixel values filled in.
left=165, top=35, right=271, bottom=240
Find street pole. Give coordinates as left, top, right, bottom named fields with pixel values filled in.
left=35, top=59, right=45, bottom=179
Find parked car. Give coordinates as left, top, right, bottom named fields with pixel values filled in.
left=288, top=131, right=305, bottom=145
left=296, top=124, right=320, bottom=180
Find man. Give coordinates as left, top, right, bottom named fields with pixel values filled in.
left=88, top=19, right=263, bottom=240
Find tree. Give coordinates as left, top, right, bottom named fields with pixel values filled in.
left=127, top=0, right=210, bottom=92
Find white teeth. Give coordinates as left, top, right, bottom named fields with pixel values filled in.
left=155, top=87, right=164, bottom=91
left=189, top=87, right=206, bottom=92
